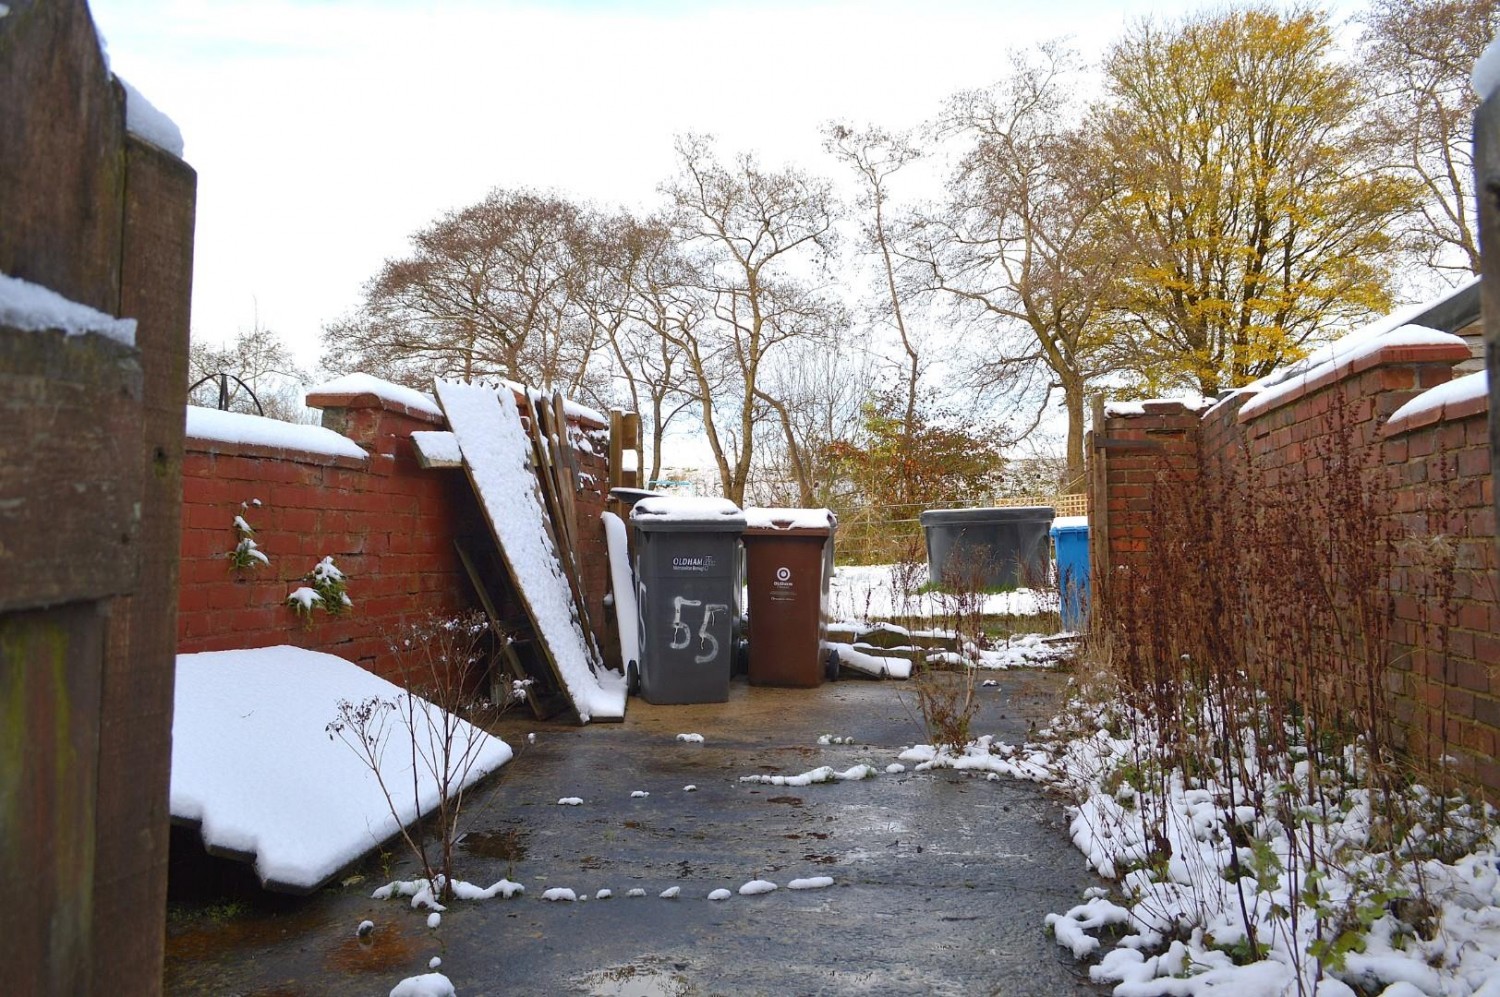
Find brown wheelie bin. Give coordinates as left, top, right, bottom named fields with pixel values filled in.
left=741, top=508, right=837, bottom=687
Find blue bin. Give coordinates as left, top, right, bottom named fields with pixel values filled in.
left=1049, top=518, right=1090, bottom=632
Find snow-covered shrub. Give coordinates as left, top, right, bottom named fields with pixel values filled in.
left=226, top=500, right=269, bottom=572
left=288, top=555, right=352, bottom=619
left=327, top=612, right=514, bottom=903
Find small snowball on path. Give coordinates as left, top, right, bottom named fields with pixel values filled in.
left=788, top=877, right=833, bottom=890
left=708, top=888, right=732, bottom=901
left=627, top=888, right=646, bottom=898
left=389, top=973, right=455, bottom=997
left=595, top=889, right=612, bottom=899
left=683, top=785, right=697, bottom=792
left=676, top=733, right=704, bottom=743
left=557, top=797, right=583, bottom=806
left=885, top=763, right=905, bottom=774
left=357, top=919, right=375, bottom=938
left=426, top=912, right=441, bottom=929
left=659, top=886, right=681, bottom=898
left=428, top=956, right=441, bottom=969
left=631, top=790, right=649, bottom=798
left=739, top=880, right=778, bottom=896
left=543, top=888, right=577, bottom=902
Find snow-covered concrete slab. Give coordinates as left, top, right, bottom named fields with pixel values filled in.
left=435, top=380, right=626, bottom=722
left=171, top=646, right=513, bottom=893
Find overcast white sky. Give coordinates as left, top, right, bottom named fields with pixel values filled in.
left=90, top=0, right=1363, bottom=376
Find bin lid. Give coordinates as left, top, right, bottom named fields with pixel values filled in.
left=742, top=506, right=836, bottom=537
left=920, top=506, right=1055, bottom=527
left=609, top=487, right=664, bottom=504
left=631, top=495, right=746, bottom=532
left=1049, top=515, right=1089, bottom=537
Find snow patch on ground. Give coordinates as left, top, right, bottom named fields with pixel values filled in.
left=829, top=563, right=1045, bottom=621
left=788, top=877, right=834, bottom=890
left=739, top=764, right=877, bottom=786
left=659, top=886, right=681, bottom=899
left=676, top=732, right=705, bottom=743
left=0, top=270, right=137, bottom=345
left=708, top=888, right=732, bottom=901
left=389, top=971, right=455, bottom=997
left=172, top=647, right=511, bottom=891
left=974, top=633, right=1075, bottom=670
left=738, top=879, right=778, bottom=896
left=899, top=736, right=1052, bottom=781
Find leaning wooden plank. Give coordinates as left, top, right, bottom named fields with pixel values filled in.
left=525, top=396, right=602, bottom=667
left=435, top=380, right=625, bottom=723
left=453, top=541, right=549, bottom=719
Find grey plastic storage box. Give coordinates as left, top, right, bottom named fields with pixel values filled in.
left=630, top=497, right=746, bottom=704
left=920, top=506, right=1055, bottom=591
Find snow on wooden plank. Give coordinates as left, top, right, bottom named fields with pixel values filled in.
left=435, top=380, right=626, bottom=722
left=171, top=646, right=512, bottom=893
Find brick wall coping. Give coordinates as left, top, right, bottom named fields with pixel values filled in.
left=1383, top=369, right=1490, bottom=436
left=1103, top=397, right=1213, bottom=418
left=1236, top=330, right=1471, bottom=425
left=304, top=373, right=446, bottom=425
left=184, top=406, right=368, bottom=469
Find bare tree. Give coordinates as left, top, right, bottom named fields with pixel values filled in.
left=322, top=189, right=598, bottom=392
left=824, top=122, right=925, bottom=434
left=662, top=134, right=842, bottom=504
left=575, top=211, right=702, bottom=486
left=189, top=321, right=314, bottom=423
left=1359, top=0, right=1497, bottom=277
left=908, top=45, right=1127, bottom=490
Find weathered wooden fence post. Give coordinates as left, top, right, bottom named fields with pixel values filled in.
left=1, top=1, right=195, bottom=992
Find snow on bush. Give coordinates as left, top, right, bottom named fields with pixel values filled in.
left=1019, top=690, right=1500, bottom=995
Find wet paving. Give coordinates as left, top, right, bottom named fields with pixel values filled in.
left=164, top=670, right=1109, bottom=996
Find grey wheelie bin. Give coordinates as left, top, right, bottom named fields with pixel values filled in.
left=630, top=496, right=746, bottom=704
left=920, top=506, right=1055, bottom=590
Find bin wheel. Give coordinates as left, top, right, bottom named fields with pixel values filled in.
left=626, top=660, right=640, bottom=696
left=825, top=649, right=840, bottom=682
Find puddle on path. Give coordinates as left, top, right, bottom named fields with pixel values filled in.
left=582, top=960, right=693, bottom=997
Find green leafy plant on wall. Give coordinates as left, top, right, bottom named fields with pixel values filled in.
left=288, top=555, right=352, bottom=620
left=226, top=498, right=269, bottom=572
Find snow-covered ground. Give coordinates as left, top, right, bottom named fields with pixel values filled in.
left=828, top=562, right=1048, bottom=621
left=985, top=690, right=1500, bottom=997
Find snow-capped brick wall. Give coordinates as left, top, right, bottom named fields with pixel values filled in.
left=1094, top=336, right=1500, bottom=792
left=177, top=385, right=612, bottom=686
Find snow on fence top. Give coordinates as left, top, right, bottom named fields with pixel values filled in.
left=1103, top=394, right=1213, bottom=418
left=498, top=377, right=607, bottom=426
left=1387, top=369, right=1489, bottom=430
left=171, top=646, right=513, bottom=892
left=119, top=76, right=184, bottom=158
left=305, top=373, right=443, bottom=419
left=743, top=507, right=836, bottom=531
left=1475, top=31, right=1500, bottom=99
left=1236, top=325, right=1467, bottom=423
left=185, top=406, right=368, bottom=462
left=0, top=271, right=137, bottom=346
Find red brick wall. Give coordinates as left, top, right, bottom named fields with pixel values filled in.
left=178, top=389, right=612, bottom=687
left=1091, top=340, right=1500, bottom=786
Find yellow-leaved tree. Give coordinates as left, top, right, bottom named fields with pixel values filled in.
left=1097, top=7, right=1418, bottom=395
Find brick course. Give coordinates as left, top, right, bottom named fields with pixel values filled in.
left=178, top=388, right=613, bottom=688
left=1092, top=339, right=1499, bottom=790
